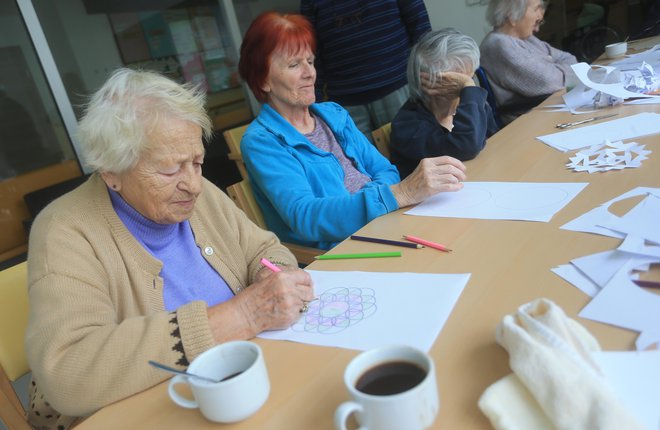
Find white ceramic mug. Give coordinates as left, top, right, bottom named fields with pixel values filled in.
left=168, top=340, right=269, bottom=423
left=334, top=345, right=439, bottom=430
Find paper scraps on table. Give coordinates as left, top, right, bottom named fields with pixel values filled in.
left=553, top=188, right=660, bottom=350
left=566, top=140, right=651, bottom=173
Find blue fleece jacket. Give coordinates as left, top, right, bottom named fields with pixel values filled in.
left=390, top=86, right=499, bottom=178
left=241, top=102, right=400, bottom=250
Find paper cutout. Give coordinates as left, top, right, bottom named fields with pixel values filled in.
left=556, top=187, right=660, bottom=350
left=566, top=140, right=651, bottom=173
left=404, top=182, right=588, bottom=222
left=561, top=187, right=660, bottom=237
left=259, top=270, right=470, bottom=352
left=579, top=257, right=660, bottom=342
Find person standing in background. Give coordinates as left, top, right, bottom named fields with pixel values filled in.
left=301, top=0, right=431, bottom=139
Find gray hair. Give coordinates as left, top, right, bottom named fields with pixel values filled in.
left=407, top=28, right=480, bottom=105
left=486, top=0, right=529, bottom=28
left=77, top=68, right=212, bottom=173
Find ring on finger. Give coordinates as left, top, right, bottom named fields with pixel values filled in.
left=299, top=302, right=309, bottom=314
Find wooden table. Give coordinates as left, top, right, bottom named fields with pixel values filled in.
left=77, top=62, right=660, bottom=430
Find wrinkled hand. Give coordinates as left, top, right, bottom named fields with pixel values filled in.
left=237, top=269, right=314, bottom=335
left=391, top=156, right=467, bottom=208
left=421, top=71, right=475, bottom=99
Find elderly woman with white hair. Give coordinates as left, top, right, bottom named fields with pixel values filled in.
left=480, top=0, right=577, bottom=125
left=390, top=28, right=499, bottom=179
left=25, top=68, right=314, bottom=430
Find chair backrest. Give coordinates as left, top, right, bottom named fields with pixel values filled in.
left=474, top=67, right=504, bottom=129
left=223, top=124, right=250, bottom=180
left=226, top=179, right=266, bottom=228
left=226, top=180, right=321, bottom=266
left=0, top=261, right=31, bottom=430
left=371, top=122, right=392, bottom=159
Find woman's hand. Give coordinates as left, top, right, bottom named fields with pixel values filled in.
left=421, top=71, right=475, bottom=98
left=390, top=156, right=467, bottom=208
left=207, top=269, right=314, bottom=342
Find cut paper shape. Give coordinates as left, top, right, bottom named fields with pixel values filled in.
left=551, top=264, right=601, bottom=297
left=566, top=140, right=651, bottom=173
left=536, top=112, right=660, bottom=152
left=561, top=187, right=660, bottom=237
left=259, top=270, right=470, bottom=352
left=598, top=193, right=660, bottom=245
left=580, top=257, right=660, bottom=350
left=291, top=287, right=377, bottom=334
left=571, top=250, right=633, bottom=288
left=570, top=63, right=656, bottom=100
left=404, top=182, right=588, bottom=222
left=618, top=235, right=660, bottom=258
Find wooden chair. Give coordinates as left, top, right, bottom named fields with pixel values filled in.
left=223, top=124, right=250, bottom=180
left=0, top=261, right=31, bottom=430
left=371, top=122, right=392, bottom=159
left=226, top=180, right=322, bottom=266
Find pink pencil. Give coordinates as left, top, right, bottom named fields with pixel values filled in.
left=260, top=257, right=282, bottom=273
left=403, top=235, right=452, bottom=252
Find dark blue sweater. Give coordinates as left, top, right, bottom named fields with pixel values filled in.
left=390, top=86, right=499, bottom=178
left=301, top=0, right=430, bottom=105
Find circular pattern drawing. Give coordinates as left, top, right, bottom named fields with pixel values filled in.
left=292, top=287, right=377, bottom=334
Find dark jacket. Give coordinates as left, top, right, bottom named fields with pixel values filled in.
left=390, top=86, right=499, bottom=178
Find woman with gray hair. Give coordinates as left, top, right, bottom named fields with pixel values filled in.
left=25, top=68, right=314, bottom=430
left=480, top=0, right=577, bottom=125
left=390, top=28, right=499, bottom=179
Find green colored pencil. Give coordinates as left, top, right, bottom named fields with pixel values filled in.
left=314, top=251, right=402, bottom=260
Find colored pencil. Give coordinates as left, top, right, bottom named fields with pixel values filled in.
left=633, top=279, right=660, bottom=289
left=403, top=235, right=452, bottom=252
left=350, top=235, right=423, bottom=249
left=314, top=251, right=402, bottom=260
left=260, top=257, right=282, bottom=273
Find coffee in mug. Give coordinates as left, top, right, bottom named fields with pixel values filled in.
left=335, top=345, right=439, bottom=430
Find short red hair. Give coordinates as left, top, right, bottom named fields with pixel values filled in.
left=238, top=12, right=316, bottom=103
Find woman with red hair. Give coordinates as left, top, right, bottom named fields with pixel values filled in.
left=238, top=12, right=467, bottom=251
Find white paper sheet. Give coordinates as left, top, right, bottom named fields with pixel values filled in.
left=403, top=182, right=588, bottom=222
left=571, top=250, right=634, bottom=287
left=561, top=187, right=660, bottom=237
left=536, top=112, right=660, bottom=152
left=619, top=235, right=660, bottom=258
left=551, top=264, right=601, bottom=297
left=598, top=194, right=660, bottom=245
left=259, top=270, right=470, bottom=352
left=580, top=257, right=660, bottom=342
left=592, top=350, right=660, bottom=430
left=571, top=63, right=656, bottom=100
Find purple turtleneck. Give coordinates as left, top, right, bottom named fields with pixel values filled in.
left=109, top=189, right=233, bottom=311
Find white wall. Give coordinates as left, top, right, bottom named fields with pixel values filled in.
left=424, top=0, right=491, bottom=44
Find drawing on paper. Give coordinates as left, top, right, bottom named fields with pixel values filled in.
left=292, top=287, right=377, bottom=334
left=493, top=186, right=570, bottom=211
left=431, top=184, right=571, bottom=212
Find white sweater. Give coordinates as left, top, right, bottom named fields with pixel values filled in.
left=480, top=32, right=577, bottom=124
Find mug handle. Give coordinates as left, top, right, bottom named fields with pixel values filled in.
left=168, top=374, right=199, bottom=409
left=334, top=401, right=366, bottom=430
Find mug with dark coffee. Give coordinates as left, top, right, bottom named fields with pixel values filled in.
left=334, top=345, right=439, bottom=430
